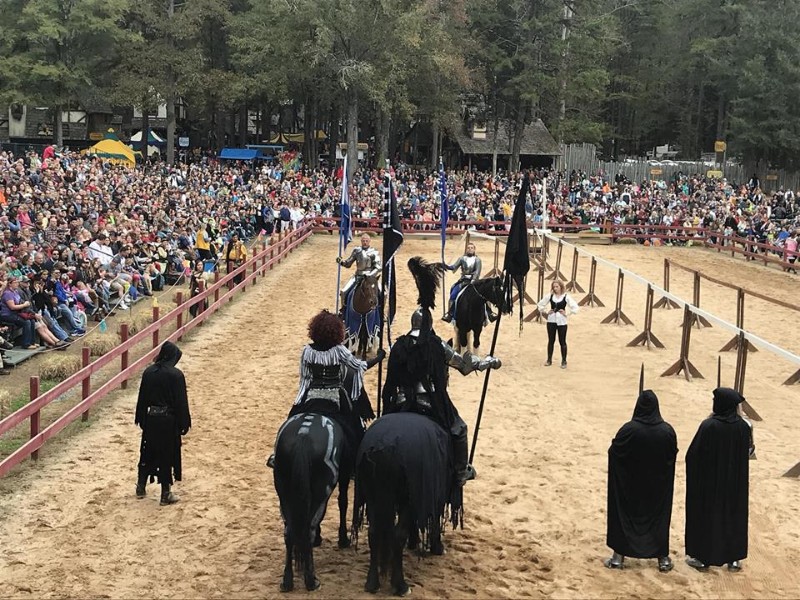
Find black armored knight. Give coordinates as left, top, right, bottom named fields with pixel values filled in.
left=382, top=257, right=501, bottom=486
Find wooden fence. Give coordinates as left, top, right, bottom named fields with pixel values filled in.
left=0, top=224, right=313, bottom=478
left=559, top=143, right=800, bottom=193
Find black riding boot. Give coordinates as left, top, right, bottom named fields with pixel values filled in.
left=135, top=472, right=147, bottom=498
left=452, top=431, right=476, bottom=485
left=442, top=298, right=455, bottom=322
left=160, top=483, right=179, bottom=505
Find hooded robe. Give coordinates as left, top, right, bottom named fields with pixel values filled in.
left=135, top=342, right=191, bottom=485
left=685, top=387, right=750, bottom=566
left=607, top=390, right=678, bottom=558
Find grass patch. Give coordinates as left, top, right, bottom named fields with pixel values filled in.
left=0, top=379, right=59, bottom=456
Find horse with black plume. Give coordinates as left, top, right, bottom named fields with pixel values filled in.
left=354, top=257, right=502, bottom=596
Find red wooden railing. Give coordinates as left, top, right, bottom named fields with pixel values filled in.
left=0, top=224, right=313, bottom=478
left=310, top=217, right=797, bottom=272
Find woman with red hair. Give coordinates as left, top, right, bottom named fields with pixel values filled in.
left=267, top=310, right=383, bottom=469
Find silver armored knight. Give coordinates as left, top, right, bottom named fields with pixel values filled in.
left=337, top=233, right=382, bottom=308
left=442, top=241, right=495, bottom=322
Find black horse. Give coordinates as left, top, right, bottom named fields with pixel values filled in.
left=273, top=412, right=352, bottom=592
left=354, top=412, right=461, bottom=596
left=453, top=276, right=506, bottom=354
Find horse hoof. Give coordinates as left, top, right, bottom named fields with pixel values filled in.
left=313, top=536, right=322, bottom=548
left=305, top=577, right=320, bottom=591
left=279, top=580, right=294, bottom=593
left=393, top=582, right=411, bottom=597
left=364, top=578, right=380, bottom=593
left=338, top=537, right=351, bottom=549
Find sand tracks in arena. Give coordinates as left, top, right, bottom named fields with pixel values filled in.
left=0, top=235, right=798, bottom=598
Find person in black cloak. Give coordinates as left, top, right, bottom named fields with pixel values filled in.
left=135, top=341, right=191, bottom=505
left=605, top=390, right=678, bottom=572
left=382, top=257, right=502, bottom=486
left=685, top=387, right=751, bottom=572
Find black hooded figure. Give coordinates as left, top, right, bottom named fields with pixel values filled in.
left=605, top=390, right=678, bottom=572
left=135, top=341, right=192, bottom=505
left=685, top=387, right=750, bottom=571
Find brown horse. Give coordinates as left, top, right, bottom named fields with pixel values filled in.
left=344, top=274, right=380, bottom=359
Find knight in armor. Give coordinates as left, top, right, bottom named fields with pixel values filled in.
left=383, top=257, right=502, bottom=486
left=441, top=242, right=496, bottom=323
left=266, top=310, right=384, bottom=470
left=337, top=233, right=381, bottom=310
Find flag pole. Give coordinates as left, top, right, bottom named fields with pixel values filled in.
left=335, top=229, right=343, bottom=313
left=469, top=305, right=503, bottom=464
left=439, top=156, right=447, bottom=316
left=376, top=161, right=391, bottom=416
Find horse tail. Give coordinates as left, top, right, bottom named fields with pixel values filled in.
left=289, top=436, right=313, bottom=572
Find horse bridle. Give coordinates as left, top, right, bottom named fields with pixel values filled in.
left=468, top=281, right=500, bottom=307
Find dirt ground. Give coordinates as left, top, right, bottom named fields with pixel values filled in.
left=0, top=233, right=798, bottom=599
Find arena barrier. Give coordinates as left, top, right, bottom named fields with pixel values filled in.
left=311, top=216, right=798, bottom=274
left=0, top=224, right=313, bottom=478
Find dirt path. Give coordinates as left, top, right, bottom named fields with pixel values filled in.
left=0, top=236, right=798, bottom=599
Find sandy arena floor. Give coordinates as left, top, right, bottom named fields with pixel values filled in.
left=0, top=233, right=798, bottom=599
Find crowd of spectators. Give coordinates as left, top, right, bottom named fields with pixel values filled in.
left=1, top=146, right=798, bottom=373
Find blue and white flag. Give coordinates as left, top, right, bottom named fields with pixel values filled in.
left=340, top=166, right=353, bottom=248
left=439, top=161, right=448, bottom=259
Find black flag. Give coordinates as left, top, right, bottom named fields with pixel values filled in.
left=503, top=174, right=531, bottom=327
left=382, top=173, right=404, bottom=331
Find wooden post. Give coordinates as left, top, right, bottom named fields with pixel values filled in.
left=628, top=284, right=665, bottom=348
left=684, top=271, right=712, bottom=329
left=540, top=236, right=553, bottom=272
left=546, top=240, right=567, bottom=281
left=661, top=305, right=703, bottom=381
left=601, top=269, right=634, bottom=325
left=261, top=240, right=267, bottom=269
left=176, top=291, right=184, bottom=341
left=734, top=331, right=761, bottom=421
left=485, top=238, right=501, bottom=278
left=30, top=376, right=40, bottom=461
left=578, top=257, right=604, bottom=307
left=653, top=259, right=680, bottom=309
left=277, top=231, right=284, bottom=264
left=214, top=270, right=221, bottom=304
left=120, top=323, right=129, bottom=390
left=152, top=305, right=160, bottom=349
left=198, top=279, right=206, bottom=323
left=565, top=247, right=584, bottom=293
left=81, top=346, right=90, bottom=422
left=524, top=269, right=546, bottom=323
left=720, top=288, right=757, bottom=352
left=269, top=244, right=275, bottom=271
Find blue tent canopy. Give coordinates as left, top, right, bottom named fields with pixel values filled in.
left=219, top=148, right=261, bottom=160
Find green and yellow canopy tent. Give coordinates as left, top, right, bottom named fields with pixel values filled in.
left=268, top=130, right=328, bottom=145
left=81, top=129, right=136, bottom=166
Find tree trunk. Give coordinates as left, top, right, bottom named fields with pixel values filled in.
left=346, top=89, right=359, bottom=181
left=238, top=104, right=248, bottom=146
left=693, top=82, right=705, bottom=156
left=329, top=102, right=340, bottom=168
left=375, top=107, right=390, bottom=167
left=53, top=105, right=63, bottom=147
left=141, top=98, right=150, bottom=159
left=166, top=0, right=176, bottom=164
left=509, top=97, right=526, bottom=172
left=715, top=94, right=726, bottom=140
left=303, top=95, right=313, bottom=164
left=430, top=121, right=439, bottom=170
left=558, top=1, right=573, bottom=145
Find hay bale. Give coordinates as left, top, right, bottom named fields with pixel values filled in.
left=117, top=314, right=153, bottom=338
left=86, top=336, right=117, bottom=357
left=0, top=389, right=10, bottom=419
left=616, top=237, right=638, bottom=245
left=39, top=354, right=82, bottom=382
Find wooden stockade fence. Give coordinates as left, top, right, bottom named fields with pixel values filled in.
left=0, top=225, right=313, bottom=478
left=559, top=142, right=800, bottom=193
